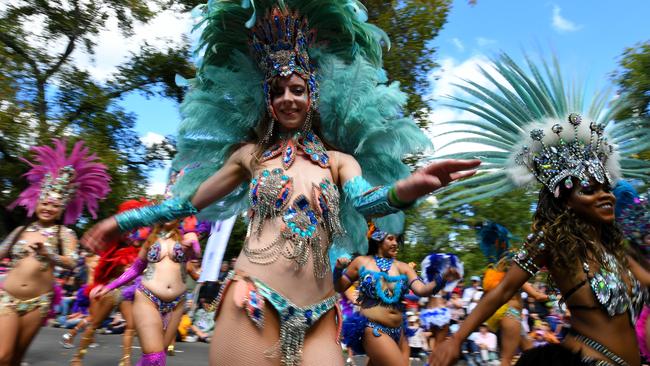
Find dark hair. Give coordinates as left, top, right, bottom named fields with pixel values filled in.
left=531, top=183, right=626, bottom=279
left=367, top=234, right=403, bottom=256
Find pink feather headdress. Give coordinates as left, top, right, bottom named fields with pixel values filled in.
left=9, top=139, right=111, bottom=225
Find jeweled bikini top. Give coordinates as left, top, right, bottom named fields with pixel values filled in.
left=147, top=242, right=186, bottom=263
left=564, top=252, right=647, bottom=323
left=146, top=232, right=186, bottom=263
left=8, top=223, right=70, bottom=270
left=357, top=257, right=408, bottom=309
left=246, top=166, right=344, bottom=279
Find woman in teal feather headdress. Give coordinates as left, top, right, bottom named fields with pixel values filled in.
left=82, top=0, right=478, bottom=364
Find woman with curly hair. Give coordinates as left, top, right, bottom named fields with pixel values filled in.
left=430, top=54, right=650, bottom=366
left=0, top=139, right=110, bottom=364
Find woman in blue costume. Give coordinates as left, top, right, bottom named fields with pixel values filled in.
left=334, top=222, right=460, bottom=366
left=428, top=54, right=650, bottom=366
left=81, top=0, right=479, bottom=365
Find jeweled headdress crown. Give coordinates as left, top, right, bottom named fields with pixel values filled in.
left=366, top=221, right=388, bottom=242
left=250, top=7, right=319, bottom=116
left=511, top=113, right=619, bottom=196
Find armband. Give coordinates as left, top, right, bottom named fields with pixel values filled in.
left=115, top=197, right=198, bottom=232
left=105, top=257, right=147, bottom=292
left=408, top=277, right=423, bottom=290
left=513, top=231, right=546, bottom=276
left=343, top=176, right=412, bottom=218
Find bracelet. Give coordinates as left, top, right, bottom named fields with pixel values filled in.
left=116, top=197, right=198, bottom=232
left=408, top=277, right=423, bottom=290
left=388, top=185, right=412, bottom=208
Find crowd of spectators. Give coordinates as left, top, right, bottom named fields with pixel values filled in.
left=342, top=274, right=569, bottom=366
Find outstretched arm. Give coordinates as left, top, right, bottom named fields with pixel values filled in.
left=401, top=262, right=459, bottom=298
left=82, top=146, right=251, bottom=252
left=336, top=152, right=480, bottom=217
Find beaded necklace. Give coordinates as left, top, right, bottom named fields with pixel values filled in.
left=374, top=255, right=394, bottom=272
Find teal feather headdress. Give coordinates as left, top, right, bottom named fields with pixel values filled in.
left=171, top=0, right=432, bottom=257
left=434, top=53, right=650, bottom=207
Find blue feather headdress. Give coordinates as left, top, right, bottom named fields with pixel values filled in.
left=171, top=0, right=432, bottom=258
left=420, top=253, right=464, bottom=292
left=477, top=221, right=511, bottom=264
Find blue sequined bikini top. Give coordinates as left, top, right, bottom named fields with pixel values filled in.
left=147, top=241, right=186, bottom=263
left=357, top=265, right=408, bottom=309
left=245, top=167, right=344, bottom=278
left=564, top=252, right=647, bottom=322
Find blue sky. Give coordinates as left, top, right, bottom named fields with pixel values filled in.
left=120, top=1, right=650, bottom=193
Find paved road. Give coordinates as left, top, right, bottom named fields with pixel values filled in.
left=26, top=327, right=442, bottom=366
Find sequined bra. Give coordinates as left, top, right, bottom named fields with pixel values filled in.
left=563, top=252, right=647, bottom=323
left=357, top=266, right=408, bottom=310
left=146, top=242, right=186, bottom=263
left=244, top=167, right=344, bottom=278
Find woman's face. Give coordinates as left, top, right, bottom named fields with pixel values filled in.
left=566, top=180, right=616, bottom=224
left=35, top=200, right=63, bottom=224
left=271, top=74, right=309, bottom=131
left=379, top=234, right=399, bottom=258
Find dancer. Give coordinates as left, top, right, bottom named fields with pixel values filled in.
left=429, top=54, right=650, bottom=366
left=91, top=219, right=199, bottom=366
left=0, top=139, right=110, bottom=364
left=81, top=1, right=479, bottom=364
left=67, top=199, right=151, bottom=366
left=335, top=223, right=460, bottom=366
left=418, top=253, right=463, bottom=361
left=614, top=182, right=650, bottom=362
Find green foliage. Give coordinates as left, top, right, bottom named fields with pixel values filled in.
left=365, top=0, right=452, bottom=123
left=399, top=188, right=535, bottom=280
left=0, top=0, right=196, bottom=236
left=612, top=41, right=650, bottom=119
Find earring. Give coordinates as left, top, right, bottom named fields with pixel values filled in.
left=301, top=110, right=312, bottom=134
left=261, top=118, right=275, bottom=144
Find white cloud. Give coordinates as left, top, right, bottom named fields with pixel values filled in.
left=551, top=5, right=582, bottom=33
left=450, top=38, right=465, bottom=52
left=146, top=181, right=167, bottom=196
left=140, top=131, right=165, bottom=147
left=476, top=37, right=497, bottom=47
left=71, top=8, right=193, bottom=81
left=427, top=55, right=508, bottom=156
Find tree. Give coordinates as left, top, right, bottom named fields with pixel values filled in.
left=0, top=0, right=199, bottom=235
left=365, top=0, right=452, bottom=124
left=612, top=41, right=650, bottom=120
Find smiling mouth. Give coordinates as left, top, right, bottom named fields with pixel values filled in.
left=596, top=203, right=613, bottom=209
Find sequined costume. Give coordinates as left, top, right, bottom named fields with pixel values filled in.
left=0, top=289, right=52, bottom=318
left=341, top=256, right=411, bottom=355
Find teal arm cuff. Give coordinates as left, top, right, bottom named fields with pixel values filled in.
left=115, top=197, right=199, bottom=232
left=343, top=176, right=413, bottom=218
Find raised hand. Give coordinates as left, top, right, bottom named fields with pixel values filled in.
left=90, top=284, right=109, bottom=299
left=335, top=257, right=351, bottom=269
left=394, top=159, right=480, bottom=203
left=81, top=217, right=120, bottom=254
